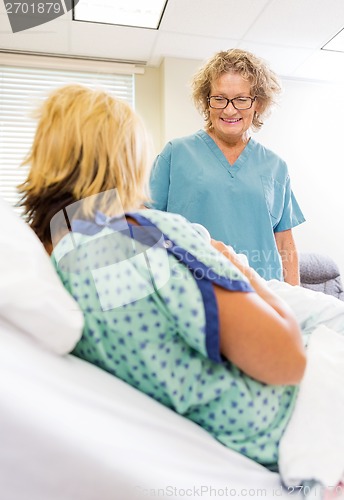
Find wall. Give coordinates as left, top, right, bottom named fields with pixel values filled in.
left=137, top=57, right=344, bottom=277
left=135, top=66, right=162, bottom=156
left=159, top=58, right=204, bottom=145
left=135, top=57, right=203, bottom=153
left=256, top=78, right=344, bottom=277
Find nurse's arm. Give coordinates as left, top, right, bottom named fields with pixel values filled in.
left=149, top=153, right=171, bottom=211
left=275, top=229, right=300, bottom=286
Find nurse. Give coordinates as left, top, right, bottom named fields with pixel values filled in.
left=149, top=49, right=305, bottom=284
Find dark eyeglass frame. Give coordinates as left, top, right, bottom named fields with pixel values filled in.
left=207, top=95, right=257, bottom=110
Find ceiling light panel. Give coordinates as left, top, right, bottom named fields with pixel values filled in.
left=74, top=0, right=167, bottom=29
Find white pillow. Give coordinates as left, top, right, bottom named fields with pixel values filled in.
left=0, top=197, right=83, bottom=354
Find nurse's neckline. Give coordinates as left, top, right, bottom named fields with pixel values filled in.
left=207, top=131, right=251, bottom=165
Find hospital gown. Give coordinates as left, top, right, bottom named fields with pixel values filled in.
left=52, top=209, right=344, bottom=468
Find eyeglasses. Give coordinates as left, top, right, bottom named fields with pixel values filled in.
left=207, top=95, right=256, bottom=110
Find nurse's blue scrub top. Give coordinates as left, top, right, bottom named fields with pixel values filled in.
left=150, top=130, right=305, bottom=281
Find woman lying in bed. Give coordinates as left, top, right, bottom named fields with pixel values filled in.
left=18, top=84, right=344, bottom=472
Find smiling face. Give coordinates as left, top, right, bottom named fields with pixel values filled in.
left=208, top=72, right=259, bottom=146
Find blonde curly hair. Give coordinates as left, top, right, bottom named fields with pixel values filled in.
left=192, top=49, right=281, bottom=131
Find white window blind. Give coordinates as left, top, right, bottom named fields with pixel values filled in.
left=0, top=63, right=134, bottom=210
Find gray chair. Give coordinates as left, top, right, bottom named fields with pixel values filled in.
left=299, top=252, right=344, bottom=301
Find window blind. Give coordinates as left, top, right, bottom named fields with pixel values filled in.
left=0, top=64, right=134, bottom=211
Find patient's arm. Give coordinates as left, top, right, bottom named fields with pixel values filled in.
left=211, top=239, right=306, bottom=386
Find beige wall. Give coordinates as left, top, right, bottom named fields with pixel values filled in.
left=135, top=65, right=162, bottom=156
left=135, top=57, right=203, bottom=154
left=159, top=57, right=204, bottom=144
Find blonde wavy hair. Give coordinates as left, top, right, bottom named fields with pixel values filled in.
left=192, top=48, right=282, bottom=131
left=19, top=84, right=153, bottom=246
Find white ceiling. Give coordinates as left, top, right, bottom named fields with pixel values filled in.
left=1, top=0, right=344, bottom=81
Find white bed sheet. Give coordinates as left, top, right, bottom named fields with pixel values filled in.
left=0, top=323, right=302, bottom=500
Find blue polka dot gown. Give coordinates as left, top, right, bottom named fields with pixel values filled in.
left=52, top=209, right=298, bottom=467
